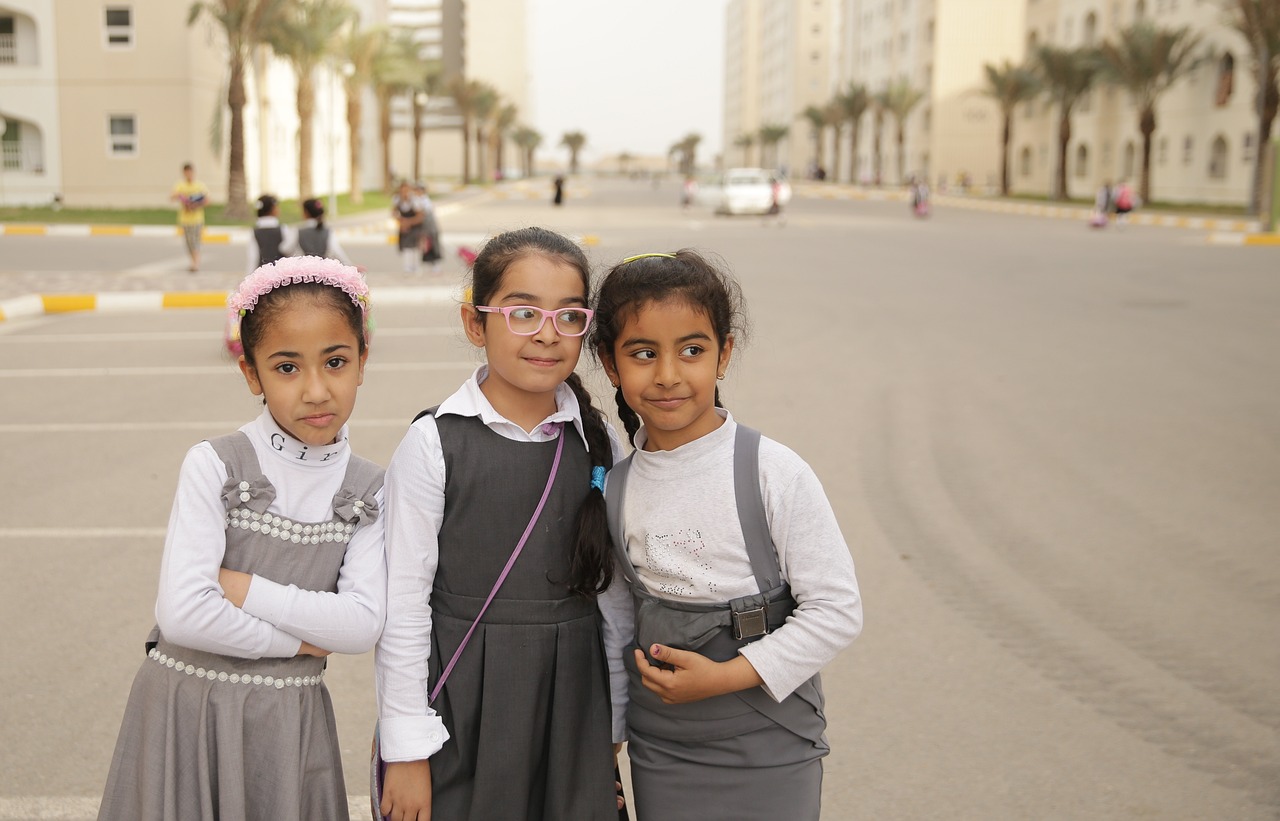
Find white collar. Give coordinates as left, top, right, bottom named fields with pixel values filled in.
left=436, top=365, right=590, bottom=449
left=634, top=407, right=733, bottom=455
left=249, top=409, right=349, bottom=466
left=255, top=216, right=281, bottom=227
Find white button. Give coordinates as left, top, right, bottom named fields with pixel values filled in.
left=291, top=534, right=301, bottom=543
left=217, top=672, right=229, bottom=682
left=239, top=481, right=250, bottom=491
left=239, top=491, right=250, bottom=502
left=275, top=679, right=285, bottom=689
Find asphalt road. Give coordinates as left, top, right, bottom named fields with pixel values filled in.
left=2, top=178, right=1278, bottom=820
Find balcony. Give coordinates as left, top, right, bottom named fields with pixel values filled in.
left=2, top=140, right=44, bottom=174
left=0, top=32, right=14, bottom=64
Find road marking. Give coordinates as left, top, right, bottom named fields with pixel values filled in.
left=0, top=326, right=459, bottom=343
left=0, top=418, right=429, bottom=434
left=0, top=795, right=374, bottom=818
left=121, top=255, right=196, bottom=275
left=0, top=361, right=475, bottom=378
left=0, top=527, right=168, bottom=538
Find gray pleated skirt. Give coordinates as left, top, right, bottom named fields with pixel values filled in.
left=97, top=639, right=347, bottom=821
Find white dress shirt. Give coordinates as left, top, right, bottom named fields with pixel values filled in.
left=154, top=410, right=386, bottom=658
left=375, top=366, right=626, bottom=763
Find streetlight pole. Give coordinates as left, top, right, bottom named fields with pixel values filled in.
left=328, top=61, right=338, bottom=219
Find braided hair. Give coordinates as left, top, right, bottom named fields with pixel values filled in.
left=470, top=227, right=615, bottom=597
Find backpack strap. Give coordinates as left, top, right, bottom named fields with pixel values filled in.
left=412, top=406, right=440, bottom=425
left=604, top=452, right=646, bottom=592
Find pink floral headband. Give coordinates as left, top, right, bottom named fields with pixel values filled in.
left=229, top=255, right=371, bottom=336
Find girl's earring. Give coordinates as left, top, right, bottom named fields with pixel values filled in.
left=716, top=373, right=725, bottom=381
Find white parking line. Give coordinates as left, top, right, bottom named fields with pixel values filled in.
left=0, top=327, right=459, bottom=344
left=0, top=361, right=475, bottom=378
left=0, top=418, right=423, bottom=434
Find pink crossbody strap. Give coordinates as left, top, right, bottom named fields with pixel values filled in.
left=429, top=424, right=566, bottom=704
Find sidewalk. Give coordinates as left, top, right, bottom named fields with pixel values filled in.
left=790, top=181, right=1267, bottom=236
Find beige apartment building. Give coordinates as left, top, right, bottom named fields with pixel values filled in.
left=0, top=0, right=527, bottom=207
left=1016, top=0, right=1258, bottom=205
left=724, top=0, right=839, bottom=176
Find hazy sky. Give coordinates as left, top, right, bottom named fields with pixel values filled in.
left=526, top=0, right=730, bottom=164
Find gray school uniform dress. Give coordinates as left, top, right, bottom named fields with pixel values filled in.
left=424, top=412, right=617, bottom=821
left=607, top=426, right=829, bottom=821
left=97, top=432, right=383, bottom=821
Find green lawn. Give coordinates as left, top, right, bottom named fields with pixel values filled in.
left=0, top=190, right=399, bottom=226
left=998, top=192, right=1250, bottom=218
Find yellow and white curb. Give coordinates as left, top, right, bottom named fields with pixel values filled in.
left=0, top=285, right=460, bottom=323
left=0, top=224, right=237, bottom=242
left=1206, top=232, right=1280, bottom=246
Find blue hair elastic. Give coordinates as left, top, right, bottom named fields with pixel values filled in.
left=591, top=466, right=606, bottom=492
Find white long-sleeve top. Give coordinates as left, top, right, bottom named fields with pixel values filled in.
left=375, top=366, right=627, bottom=763
left=154, top=410, right=386, bottom=658
left=601, top=410, right=862, bottom=740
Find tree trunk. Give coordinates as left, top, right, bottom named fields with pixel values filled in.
left=378, top=89, right=393, bottom=193
left=896, top=120, right=906, bottom=184
left=1250, top=70, right=1278, bottom=214
left=569, top=149, right=579, bottom=175
left=476, top=128, right=488, bottom=182
left=813, top=126, right=825, bottom=177
left=460, top=118, right=471, bottom=184
left=873, top=112, right=883, bottom=185
left=412, top=96, right=423, bottom=182
left=347, top=87, right=363, bottom=204
left=1000, top=112, right=1011, bottom=196
left=297, top=70, right=315, bottom=200
left=829, top=124, right=841, bottom=183
left=1139, top=106, right=1156, bottom=203
left=849, top=120, right=861, bottom=184
left=225, top=58, right=250, bottom=220
left=1056, top=107, right=1072, bottom=200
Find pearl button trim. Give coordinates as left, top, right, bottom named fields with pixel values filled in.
left=149, top=648, right=323, bottom=688
left=225, top=507, right=353, bottom=545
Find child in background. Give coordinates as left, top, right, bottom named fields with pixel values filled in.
left=414, top=182, right=444, bottom=273
left=591, top=250, right=862, bottom=821
left=246, top=194, right=298, bottom=273
left=299, top=198, right=359, bottom=268
left=98, top=257, right=386, bottom=821
left=375, top=226, right=623, bottom=820
left=392, top=181, right=425, bottom=274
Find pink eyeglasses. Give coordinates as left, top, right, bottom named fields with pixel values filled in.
left=476, top=305, right=594, bottom=337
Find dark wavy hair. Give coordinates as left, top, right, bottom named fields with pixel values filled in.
left=588, top=250, right=745, bottom=445
left=470, top=227, right=615, bottom=597
left=239, top=282, right=367, bottom=368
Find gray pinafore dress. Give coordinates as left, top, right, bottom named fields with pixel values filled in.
left=98, top=432, right=383, bottom=821
left=607, top=425, right=830, bottom=821
left=298, top=224, right=332, bottom=258
left=424, top=411, right=617, bottom=820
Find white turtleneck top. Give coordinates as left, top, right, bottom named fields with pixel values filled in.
left=153, top=409, right=386, bottom=659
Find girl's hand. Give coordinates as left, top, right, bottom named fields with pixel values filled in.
left=633, top=645, right=764, bottom=705
left=381, top=759, right=432, bottom=821
left=297, top=641, right=331, bottom=658
left=218, top=568, right=252, bottom=608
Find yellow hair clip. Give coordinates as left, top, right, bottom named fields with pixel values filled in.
left=621, top=252, right=676, bottom=264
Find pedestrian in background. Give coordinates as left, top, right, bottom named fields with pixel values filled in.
left=245, top=194, right=297, bottom=274
left=415, top=182, right=443, bottom=273
left=1113, top=180, right=1137, bottom=227
left=97, top=257, right=385, bottom=821
left=553, top=174, right=566, bottom=206
left=393, top=180, right=425, bottom=274
left=170, top=162, right=208, bottom=273
left=298, top=198, right=358, bottom=268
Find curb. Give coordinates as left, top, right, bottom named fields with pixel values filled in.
left=0, top=285, right=461, bottom=323
left=1206, top=232, right=1280, bottom=246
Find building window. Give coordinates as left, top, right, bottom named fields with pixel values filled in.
left=1135, top=0, right=1145, bottom=19
left=1158, top=137, right=1167, bottom=165
left=0, top=15, right=15, bottom=65
left=1075, top=143, right=1090, bottom=177
left=1208, top=135, right=1228, bottom=179
left=105, top=6, right=133, bottom=47
left=1243, top=133, right=1254, bottom=162
left=108, top=114, right=137, bottom=156
left=1084, top=12, right=1098, bottom=46
left=1020, top=146, right=1033, bottom=176
left=1182, top=135, right=1193, bottom=165
left=1216, top=52, right=1235, bottom=107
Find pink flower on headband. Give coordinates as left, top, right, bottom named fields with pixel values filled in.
left=229, top=255, right=370, bottom=317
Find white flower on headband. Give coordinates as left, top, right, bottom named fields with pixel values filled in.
left=229, top=256, right=370, bottom=317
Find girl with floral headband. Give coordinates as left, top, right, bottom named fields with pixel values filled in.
left=98, top=256, right=385, bottom=821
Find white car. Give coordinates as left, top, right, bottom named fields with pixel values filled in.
left=714, top=168, right=791, bottom=215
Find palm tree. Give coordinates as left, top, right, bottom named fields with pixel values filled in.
left=881, top=79, right=925, bottom=184
left=837, top=82, right=871, bottom=184
left=263, top=0, right=357, bottom=201
left=187, top=0, right=285, bottom=219
left=757, top=123, right=789, bottom=169
left=982, top=60, right=1041, bottom=196
left=471, top=83, right=498, bottom=183
left=511, top=126, right=541, bottom=177
left=447, top=76, right=486, bottom=184
left=870, top=91, right=887, bottom=185
left=339, top=24, right=385, bottom=204
left=1099, top=23, right=1203, bottom=204
left=800, top=105, right=827, bottom=178
left=1218, top=0, right=1280, bottom=214
left=371, top=31, right=419, bottom=192
left=410, top=62, right=444, bottom=182
left=1035, top=45, right=1102, bottom=199
left=491, top=102, right=518, bottom=180
left=670, top=133, right=701, bottom=175
left=561, top=131, right=586, bottom=174
left=733, top=132, right=756, bottom=166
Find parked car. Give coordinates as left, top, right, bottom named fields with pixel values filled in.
left=714, top=168, right=791, bottom=215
